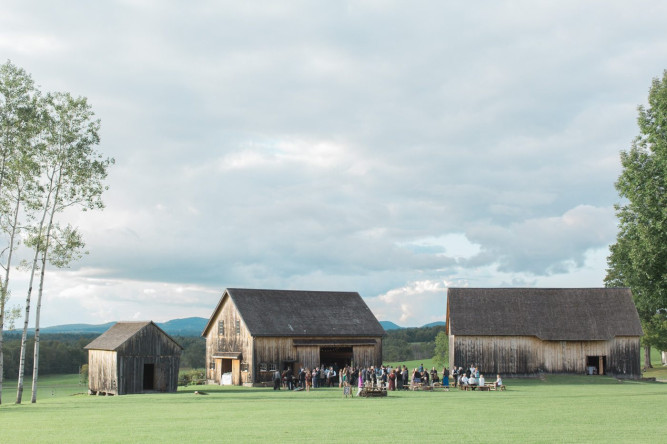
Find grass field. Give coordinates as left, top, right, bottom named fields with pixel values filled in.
left=1, top=371, right=666, bottom=443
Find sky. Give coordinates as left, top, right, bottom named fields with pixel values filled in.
left=2, top=0, right=666, bottom=328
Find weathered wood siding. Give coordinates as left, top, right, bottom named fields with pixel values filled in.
left=204, top=295, right=254, bottom=385
left=451, top=335, right=641, bottom=378
left=250, top=337, right=383, bottom=384
left=116, top=323, right=181, bottom=394
left=88, top=323, right=181, bottom=395
left=88, top=349, right=118, bottom=394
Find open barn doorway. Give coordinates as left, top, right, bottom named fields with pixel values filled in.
left=586, top=356, right=606, bottom=375
left=320, top=346, right=353, bottom=370
left=143, top=363, right=155, bottom=390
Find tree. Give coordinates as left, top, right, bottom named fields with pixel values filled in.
left=0, top=60, right=39, bottom=405
left=15, top=91, right=113, bottom=404
left=605, top=70, right=667, bottom=369
left=432, top=331, right=449, bottom=368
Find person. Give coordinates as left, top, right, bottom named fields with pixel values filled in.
left=430, top=367, right=439, bottom=385
left=412, top=368, right=421, bottom=387
left=478, top=374, right=485, bottom=388
left=442, top=367, right=449, bottom=390
left=312, top=367, right=319, bottom=388
left=388, top=369, right=396, bottom=391
left=452, top=367, right=459, bottom=388
left=357, top=368, right=364, bottom=396
left=494, top=374, right=503, bottom=389
left=273, top=369, right=281, bottom=390
left=299, top=368, right=306, bottom=389
left=402, top=366, right=409, bottom=389
left=305, top=368, right=312, bottom=392
left=422, top=367, right=430, bottom=386
left=461, top=374, right=469, bottom=387
left=419, top=363, right=424, bottom=373
left=285, top=367, right=293, bottom=390
left=469, top=374, right=478, bottom=390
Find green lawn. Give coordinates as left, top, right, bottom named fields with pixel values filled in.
left=1, top=373, right=666, bottom=443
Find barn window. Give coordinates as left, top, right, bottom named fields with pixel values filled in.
left=210, top=361, right=215, bottom=369
left=241, top=362, right=249, bottom=372
left=259, top=362, right=268, bottom=372
left=235, top=319, right=240, bottom=335
left=268, top=363, right=278, bottom=371
left=218, top=320, right=224, bottom=336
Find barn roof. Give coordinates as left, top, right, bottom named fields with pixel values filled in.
left=202, top=288, right=385, bottom=337
left=85, top=321, right=182, bottom=351
left=447, top=288, right=643, bottom=341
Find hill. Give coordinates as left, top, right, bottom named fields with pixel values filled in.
left=30, top=317, right=209, bottom=337
left=380, top=321, right=402, bottom=330
left=421, top=321, right=446, bottom=328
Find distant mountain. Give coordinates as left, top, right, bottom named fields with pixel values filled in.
left=421, top=321, right=446, bottom=328
left=26, top=317, right=209, bottom=337
left=40, top=322, right=115, bottom=334
left=21, top=317, right=440, bottom=336
left=380, top=320, right=403, bottom=330
left=158, top=317, right=208, bottom=336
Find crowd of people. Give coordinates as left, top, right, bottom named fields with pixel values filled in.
left=273, top=362, right=504, bottom=393
left=273, top=363, right=493, bottom=393
left=451, top=364, right=503, bottom=390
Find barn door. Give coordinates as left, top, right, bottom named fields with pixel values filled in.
left=232, top=359, right=241, bottom=385
left=143, top=363, right=155, bottom=390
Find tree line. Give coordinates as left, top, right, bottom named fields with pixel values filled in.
left=0, top=60, right=114, bottom=404
left=1, top=333, right=206, bottom=379
left=382, top=325, right=446, bottom=362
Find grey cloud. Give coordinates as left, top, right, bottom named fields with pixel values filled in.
left=4, top=1, right=667, bottom=325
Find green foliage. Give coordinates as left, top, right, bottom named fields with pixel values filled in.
left=606, top=70, right=667, bottom=363
left=382, top=325, right=446, bottom=362
left=178, top=368, right=205, bottom=386
left=432, top=331, right=449, bottom=368
left=79, top=364, right=88, bottom=384
left=1, top=333, right=206, bottom=379
left=173, top=336, right=205, bottom=369
left=1, top=333, right=92, bottom=378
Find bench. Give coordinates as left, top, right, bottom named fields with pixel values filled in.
left=359, top=386, right=387, bottom=397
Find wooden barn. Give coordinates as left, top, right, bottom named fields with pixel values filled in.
left=85, top=321, right=183, bottom=395
left=446, top=288, right=643, bottom=379
left=202, top=288, right=385, bottom=386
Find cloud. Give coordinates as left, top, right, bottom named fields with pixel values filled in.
left=465, top=205, right=617, bottom=274
left=3, top=1, right=665, bottom=326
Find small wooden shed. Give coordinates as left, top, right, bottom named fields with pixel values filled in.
left=447, top=288, right=643, bottom=378
left=85, top=321, right=183, bottom=395
left=202, top=288, right=385, bottom=386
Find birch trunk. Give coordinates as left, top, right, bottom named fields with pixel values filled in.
left=31, top=175, right=60, bottom=403
left=16, top=180, right=53, bottom=404
left=0, top=192, right=21, bottom=404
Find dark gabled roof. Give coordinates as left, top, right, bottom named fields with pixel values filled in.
left=447, top=288, right=643, bottom=341
left=202, top=288, right=385, bottom=337
left=85, top=321, right=182, bottom=351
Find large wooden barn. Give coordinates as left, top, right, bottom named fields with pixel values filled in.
left=85, top=321, right=183, bottom=395
left=202, top=288, right=385, bottom=386
left=446, top=288, right=643, bottom=379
